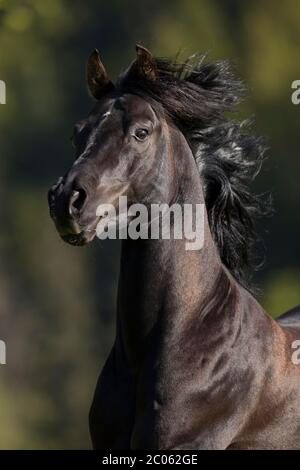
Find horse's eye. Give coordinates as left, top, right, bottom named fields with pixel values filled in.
left=134, top=128, right=149, bottom=141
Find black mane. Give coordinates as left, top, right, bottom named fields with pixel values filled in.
left=119, top=54, right=270, bottom=290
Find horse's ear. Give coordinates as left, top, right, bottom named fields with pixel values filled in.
left=135, top=44, right=158, bottom=81
left=86, top=49, right=114, bottom=99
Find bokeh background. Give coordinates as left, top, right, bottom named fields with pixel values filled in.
left=0, top=0, right=299, bottom=449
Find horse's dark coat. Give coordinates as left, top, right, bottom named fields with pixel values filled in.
left=48, top=46, right=300, bottom=449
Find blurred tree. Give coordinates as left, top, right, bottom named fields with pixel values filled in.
left=0, top=0, right=299, bottom=449
left=262, top=269, right=300, bottom=319
left=0, top=0, right=118, bottom=448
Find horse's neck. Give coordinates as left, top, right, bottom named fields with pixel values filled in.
left=117, top=136, right=232, bottom=372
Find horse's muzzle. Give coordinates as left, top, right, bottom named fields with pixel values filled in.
left=48, top=177, right=85, bottom=236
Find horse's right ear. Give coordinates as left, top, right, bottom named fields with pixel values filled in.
left=135, top=44, right=158, bottom=81
left=86, top=49, right=114, bottom=99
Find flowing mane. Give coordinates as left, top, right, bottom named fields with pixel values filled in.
left=118, top=54, right=270, bottom=290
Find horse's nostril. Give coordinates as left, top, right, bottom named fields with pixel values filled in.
left=69, top=188, right=87, bottom=216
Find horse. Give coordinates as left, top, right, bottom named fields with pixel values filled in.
left=48, top=45, right=300, bottom=449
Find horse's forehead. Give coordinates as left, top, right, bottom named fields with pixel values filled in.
left=116, top=94, right=156, bottom=119
left=119, top=93, right=149, bottom=108
left=87, top=94, right=156, bottom=128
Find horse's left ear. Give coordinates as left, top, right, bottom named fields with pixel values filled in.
left=135, top=44, right=158, bottom=81
left=86, top=49, right=114, bottom=99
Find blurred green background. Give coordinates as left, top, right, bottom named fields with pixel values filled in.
left=0, top=0, right=299, bottom=449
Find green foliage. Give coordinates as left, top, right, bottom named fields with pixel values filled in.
left=0, top=0, right=299, bottom=449
left=262, top=269, right=300, bottom=319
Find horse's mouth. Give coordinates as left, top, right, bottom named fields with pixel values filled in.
left=60, top=216, right=101, bottom=247
left=62, top=230, right=96, bottom=246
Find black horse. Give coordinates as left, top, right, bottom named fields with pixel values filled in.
left=48, top=45, right=300, bottom=449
